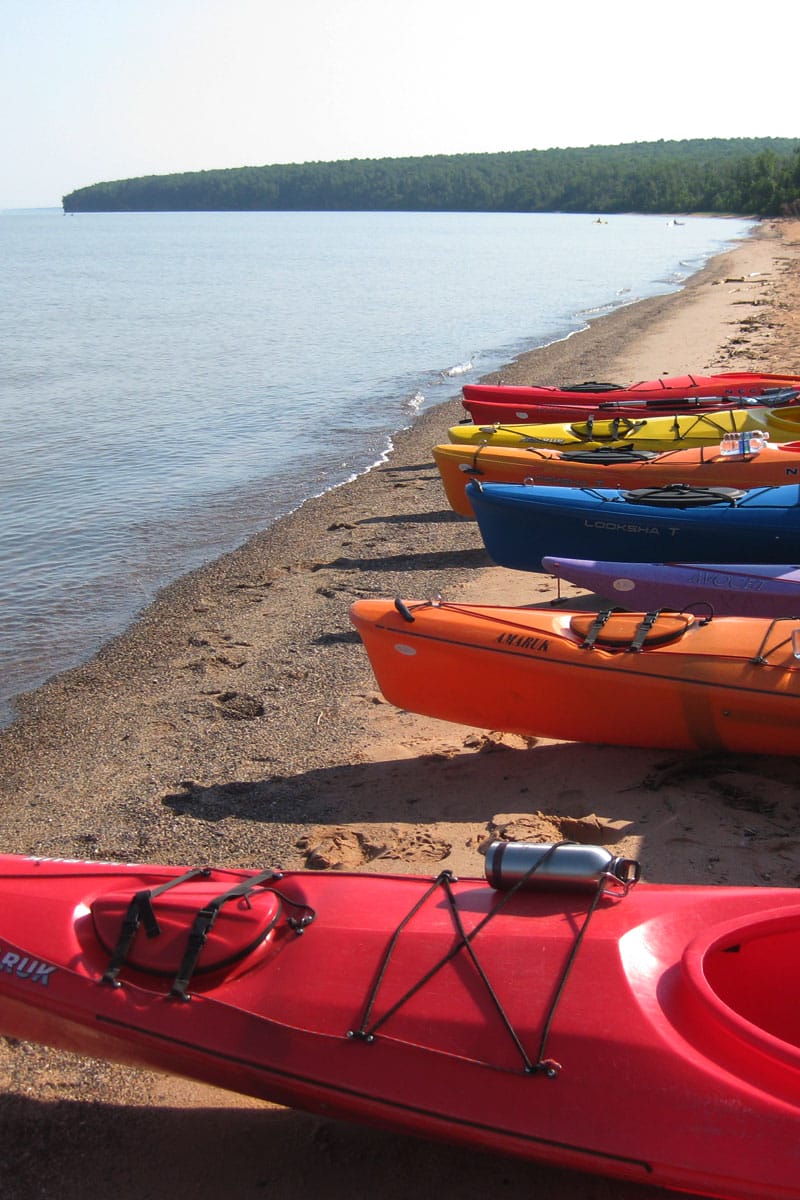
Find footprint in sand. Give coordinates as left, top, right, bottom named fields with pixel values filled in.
left=298, top=826, right=452, bottom=870
left=176, top=630, right=252, bottom=677
left=488, top=811, right=634, bottom=848
left=211, top=691, right=264, bottom=720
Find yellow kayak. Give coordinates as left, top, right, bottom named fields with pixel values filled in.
left=447, top=405, right=800, bottom=452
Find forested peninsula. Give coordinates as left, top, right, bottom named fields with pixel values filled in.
left=62, top=137, right=800, bottom=215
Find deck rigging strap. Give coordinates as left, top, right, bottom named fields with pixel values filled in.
left=576, top=609, right=684, bottom=652
left=348, top=845, right=611, bottom=1078
left=581, top=414, right=646, bottom=441
left=578, top=608, right=616, bottom=649
left=629, top=611, right=659, bottom=652
left=750, top=616, right=800, bottom=665
left=168, top=870, right=316, bottom=1000
left=101, top=867, right=212, bottom=986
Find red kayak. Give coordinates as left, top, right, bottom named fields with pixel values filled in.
left=1, top=847, right=800, bottom=1199
left=462, top=373, right=800, bottom=425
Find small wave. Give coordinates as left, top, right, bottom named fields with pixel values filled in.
left=442, top=357, right=474, bottom=378
left=577, top=296, right=635, bottom=317
left=403, top=390, right=425, bottom=413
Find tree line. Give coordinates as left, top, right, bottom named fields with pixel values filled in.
left=62, top=138, right=800, bottom=216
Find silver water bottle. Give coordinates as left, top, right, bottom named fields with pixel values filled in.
left=484, top=840, right=640, bottom=894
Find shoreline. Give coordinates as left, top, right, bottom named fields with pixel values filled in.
left=2, top=217, right=800, bottom=1200
left=2, top=223, right=778, bottom=792
left=0, top=221, right=757, bottom=727
left=0, top=217, right=752, bottom=734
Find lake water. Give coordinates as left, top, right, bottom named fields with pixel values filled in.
left=0, top=208, right=753, bottom=725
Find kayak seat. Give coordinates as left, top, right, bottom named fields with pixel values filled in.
left=92, top=875, right=284, bottom=987
left=560, top=448, right=657, bottom=464
left=561, top=380, right=623, bottom=393
left=622, top=485, right=745, bottom=507
left=683, top=909, right=800, bottom=1053
left=570, top=610, right=692, bottom=651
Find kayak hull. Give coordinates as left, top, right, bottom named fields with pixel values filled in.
left=460, top=367, right=800, bottom=410
left=433, top=440, right=800, bottom=518
left=3, top=851, right=800, bottom=1199
left=542, top=557, right=800, bottom=619
left=462, top=390, right=800, bottom=426
left=461, top=372, right=800, bottom=423
left=465, top=480, right=800, bottom=572
left=350, top=597, right=800, bottom=756
left=448, top=405, right=800, bottom=452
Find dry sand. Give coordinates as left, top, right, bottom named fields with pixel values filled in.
left=1, top=217, right=799, bottom=1200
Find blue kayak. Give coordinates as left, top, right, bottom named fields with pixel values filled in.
left=465, top=480, right=800, bottom=573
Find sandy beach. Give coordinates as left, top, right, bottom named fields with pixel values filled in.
left=2, top=217, right=799, bottom=1200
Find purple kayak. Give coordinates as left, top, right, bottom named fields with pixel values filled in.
left=542, top=557, right=800, bottom=618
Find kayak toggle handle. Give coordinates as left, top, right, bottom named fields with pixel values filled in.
left=394, top=598, right=416, bottom=623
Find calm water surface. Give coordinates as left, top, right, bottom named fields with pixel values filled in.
left=0, top=209, right=753, bottom=724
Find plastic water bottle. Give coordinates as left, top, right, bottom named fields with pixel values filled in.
left=484, top=841, right=640, bottom=894
left=719, top=430, right=766, bottom=457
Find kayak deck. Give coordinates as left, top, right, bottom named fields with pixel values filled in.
left=350, top=599, right=800, bottom=755
left=2, top=852, right=800, bottom=1197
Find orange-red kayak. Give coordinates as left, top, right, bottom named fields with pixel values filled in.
left=2, top=847, right=800, bottom=1198
left=433, top=439, right=800, bottom=517
left=350, top=598, right=800, bottom=756
left=462, top=385, right=800, bottom=426
left=461, top=372, right=800, bottom=423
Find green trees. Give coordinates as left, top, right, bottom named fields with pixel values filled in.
left=62, top=138, right=800, bottom=215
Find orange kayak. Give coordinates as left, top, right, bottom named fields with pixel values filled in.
left=349, top=599, right=800, bottom=756
left=433, top=439, right=800, bottom=517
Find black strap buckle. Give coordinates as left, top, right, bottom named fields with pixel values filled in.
left=101, top=868, right=211, bottom=987
left=629, top=610, right=659, bottom=652
left=169, top=870, right=279, bottom=1000
left=579, top=608, right=613, bottom=649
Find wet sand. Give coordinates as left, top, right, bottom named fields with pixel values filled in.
left=1, top=217, right=799, bottom=1200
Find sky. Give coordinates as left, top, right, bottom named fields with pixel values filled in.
left=2, top=0, right=797, bottom=209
